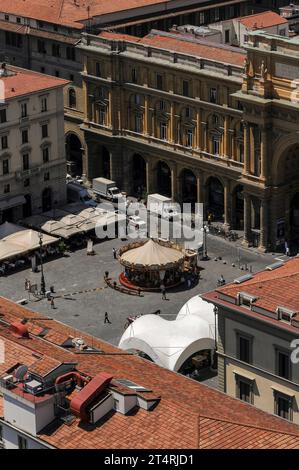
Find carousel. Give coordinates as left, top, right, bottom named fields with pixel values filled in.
left=118, top=238, right=187, bottom=291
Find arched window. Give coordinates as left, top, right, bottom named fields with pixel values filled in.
left=68, top=88, right=76, bottom=109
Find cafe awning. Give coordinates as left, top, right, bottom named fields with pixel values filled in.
left=0, top=195, right=26, bottom=211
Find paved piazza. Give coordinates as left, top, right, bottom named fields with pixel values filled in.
left=0, top=234, right=279, bottom=347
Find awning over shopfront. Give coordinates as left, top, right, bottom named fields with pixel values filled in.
left=0, top=195, right=26, bottom=211
left=0, top=222, right=58, bottom=262
left=22, top=203, right=126, bottom=239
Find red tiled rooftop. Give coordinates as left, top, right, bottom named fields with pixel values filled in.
left=237, top=10, right=288, bottom=29
left=216, top=257, right=299, bottom=317
left=1, top=66, right=69, bottom=100
left=0, top=296, right=299, bottom=448
left=0, top=0, right=172, bottom=29
left=98, top=31, right=246, bottom=67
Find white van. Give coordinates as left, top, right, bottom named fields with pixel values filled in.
left=147, top=194, right=180, bottom=221
left=67, top=182, right=97, bottom=207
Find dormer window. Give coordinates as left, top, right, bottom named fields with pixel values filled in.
left=277, top=307, right=296, bottom=323
left=238, top=292, right=257, bottom=308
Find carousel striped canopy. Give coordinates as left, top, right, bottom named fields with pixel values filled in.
left=119, top=239, right=184, bottom=270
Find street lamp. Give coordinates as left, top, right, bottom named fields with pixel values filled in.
left=38, top=232, right=46, bottom=296
left=200, top=224, right=209, bottom=260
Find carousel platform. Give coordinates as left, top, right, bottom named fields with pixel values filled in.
left=119, top=271, right=182, bottom=291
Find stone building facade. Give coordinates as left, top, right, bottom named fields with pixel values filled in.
left=203, top=258, right=299, bottom=424
left=78, top=29, right=299, bottom=251
left=0, top=65, right=68, bottom=222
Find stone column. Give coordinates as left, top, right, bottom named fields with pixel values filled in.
left=260, top=127, right=267, bottom=182
left=108, top=89, right=112, bottom=128
left=146, top=159, right=155, bottom=194
left=196, top=109, right=202, bottom=149
left=243, top=121, right=250, bottom=174
left=259, top=199, right=268, bottom=252
left=170, top=163, right=177, bottom=200
left=243, top=193, right=252, bottom=246
left=202, top=122, right=208, bottom=152
left=196, top=172, right=204, bottom=203
left=144, top=95, right=149, bottom=136
left=223, top=116, right=230, bottom=158
left=170, top=102, right=175, bottom=143
left=224, top=179, right=231, bottom=227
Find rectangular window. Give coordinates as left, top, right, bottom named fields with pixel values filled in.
left=210, top=88, right=217, bottom=103
left=225, top=29, right=230, bottom=43
left=21, top=103, right=27, bottom=118
left=16, top=17, right=21, bottom=24
left=37, top=40, right=46, bottom=53
left=187, top=129, right=193, bottom=148
left=70, top=74, right=74, bottom=82
left=237, top=334, right=251, bottom=364
left=99, top=108, right=106, bottom=126
left=55, top=70, right=60, bottom=77
left=135, top=94, right=141, bottom=106
left=275, top=393, right=292, bottom=420
left=41, top=67, right=45, bottom=74
left=4, top=14, right=9, bottom=21
left=43, top=147, right=49, bottom=163
left=277, top=350, right=290, bottom=380
left=279, top=29, right=286, bottom=36
left=21, top=129, right=28, bottom=144
left=3, top=159, right=9, bottom=175
left=132, top=68, right=137, bottom=83
left=156, top=73, right=163, bottom=90
left=23, top=153, right=29, bottom=170
left=52, top=43, right=60, bottom=57
left=5, top=31, right=22, bottom=48
left=182, top=80, right=189, bottom=97
left=95, top=62, right=101, bottom=77
left=0, top=109, right=7, bottom=123
left=18, top=435, right=27, bottom=449
left=212, top=137, right=220, bottom=155
left=41, top=98, right=47, bottom=112
left=135, top=114, right=142, bottom=133
left=4, top=184, right=10, bottom=194
left=160, top=121, right=167, bottom=141
left=41, top=124, right=48, bottom=138
left=1, top=135, right=8, bottom=149
left=66, top=46, right=76, bottom=61
left=244, top=35, right=249, bottom=43
left=238, top=379, right=251, bottom=403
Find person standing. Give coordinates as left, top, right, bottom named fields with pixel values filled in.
left=50, top=297, right=55, bottom=309
left=161, top=286, right=167, bottom=300
left=104, top=312, right=111, bottom=324
left=112, top=247, right=117, bottom=259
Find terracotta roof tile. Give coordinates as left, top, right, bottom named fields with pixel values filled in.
left=237, top=11, right=288, bottom=29
left=98, top=31, right=246, bottom=67
left=1, top=65, right=69, bottom=100
left=0, top=296, right=298, bottom=449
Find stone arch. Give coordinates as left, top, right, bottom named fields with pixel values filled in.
left=272, top=133, right=299, bottom=185
left=205, top=176, right=224, bottom=221
left=65, top=132, right=83, bottom=177
left=231, top=184, right=244, bottom=230
left=179, top=168, right=197, bottom=205
left=132, top=153, right=147, bottom=197
left=156, top=160, right=171, bottom=197
left=68, top=87, right=76, bottom=109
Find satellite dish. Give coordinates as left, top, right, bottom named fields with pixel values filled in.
left=14, top=365, right=28, bottom=380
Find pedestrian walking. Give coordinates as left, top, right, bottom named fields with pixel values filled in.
left=25, top=278, right=29, bottom=291
left=112, top=247, right=117, bottom=259
left=104, top=312, right=111, bottom=324
left=285, top=240, right=290, bottom=257
left=50, top=297, right=55, bottom=309
left=161, top=287, right=167, bottom=300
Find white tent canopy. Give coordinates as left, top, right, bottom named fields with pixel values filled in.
left=119, top=295, right=216, bottom=372
left=22, top=203, right=126, bottom=239
left=0, top=222, right=58, bottom=262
